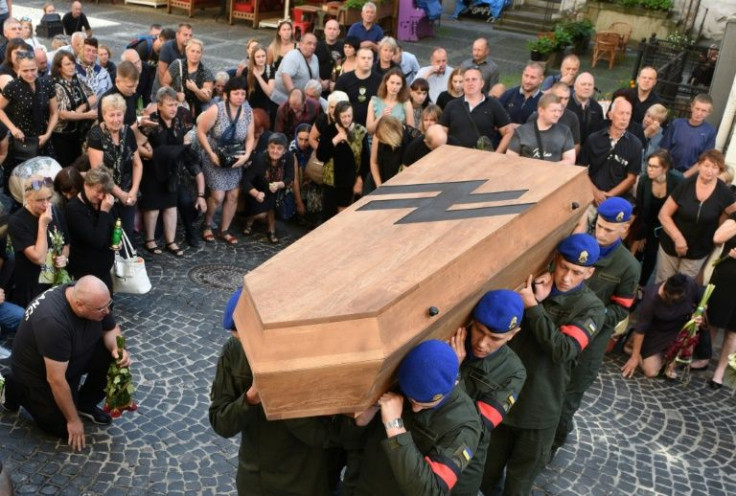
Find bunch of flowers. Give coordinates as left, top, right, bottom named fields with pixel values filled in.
left=103, top=335, right=138, bottom=418
left=663, top=283, right=715, bottom=384
left=50, top=226, right=71, bottom=286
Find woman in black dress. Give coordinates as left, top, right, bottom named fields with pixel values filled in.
left=0, top=52, right=58, bottom=189
left=64, top=166, right=116, bottom=293
left=140, top=87, right=206, bottom=255
left=241, top=133, right=293, bottom=244
left=87, top=93, right=143, bottom=241
left=245, top=44, right=277, bottom=128
left=8, top=175, right=69, bottom=307
left=706, top=214, right=736, bottom=389
left=629, top=150, right=682, bottom=285
left=368, top=115, right=403, bottom=192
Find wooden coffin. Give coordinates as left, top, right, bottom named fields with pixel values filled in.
left=234, top=146, right=593, bottom=419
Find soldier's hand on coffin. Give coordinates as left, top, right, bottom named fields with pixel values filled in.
left=353, top=405, right=380, bottom=426
left=532, top=273, right=553, bottom=301
left=379, top=393, right=404, bottom=423
left=245, top=383, right=261, bottom=405
left=449, top=327, right=467, bottom=365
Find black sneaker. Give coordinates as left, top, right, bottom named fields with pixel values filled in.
left=78, top=406, right=112, bottom=425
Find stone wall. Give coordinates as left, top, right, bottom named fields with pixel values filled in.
left=582, top=2, right=677, bottom=42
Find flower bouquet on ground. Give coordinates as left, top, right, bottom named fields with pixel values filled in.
left=103, top=336, right=137, bottom=418
left=50, top=226, right=71, bottom=286
left=663, top=284, right=715, bottom=384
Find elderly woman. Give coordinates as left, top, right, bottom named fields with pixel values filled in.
left=167, top=38, right=214, bottom=120
left=657, top=149, right=736, bottom=283
left=197, top=76, right=254, bottom=245
left=316, top=101, right=367, bottom=220
left=8, top=175, right=69, bottom=306
left=51, top=50, right=96, bottom=167
left=374, top=36, right=399, bottom=77
left=0, top=49, right=58, bottom=190
left=140, top=86, right=207, bottom=255
left=64, top=166, right=116, bottom=292
left=87, top=93, right=143, bottom=240
left=308, top=90, right=349, bottom=150
left=242, top=133, right=294, bottom=243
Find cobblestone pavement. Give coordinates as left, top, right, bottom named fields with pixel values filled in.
left=1, top=2, right=734, bottom=495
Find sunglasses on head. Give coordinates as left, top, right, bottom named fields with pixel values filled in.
left=20, top=16, right=32, bottom=23
left=16, top=51, right=34, bottom=60
left=25, top=177, right=53, bottom=191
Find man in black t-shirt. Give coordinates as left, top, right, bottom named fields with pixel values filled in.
left=439, top=66, right=513, bottom=151
left=62, top=1, right=92, bottom=37
left=315, top=19, right=343, bottom=96
left=334, top=47, right=382, bottom=127
left=98, top=61, right=140, bottom=126
left=152, top=23, right=192, bottom=100
left=3, top=277, right=131, bottom=451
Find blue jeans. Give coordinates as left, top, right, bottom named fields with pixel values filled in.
left=0, top=301, right=23, bottom=336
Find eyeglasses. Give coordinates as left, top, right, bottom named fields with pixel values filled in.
left=94, top=299, right=114, bottom=313
left=16, top=51, right=34, bottom=60
left=25, top=177, right=53, bottom=191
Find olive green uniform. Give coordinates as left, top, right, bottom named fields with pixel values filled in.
left=208, top=337, right=333, bottom=496
left=453, top=346, right=527, bottom=496
left=482, top=285, right=606, bottom=496
left=554, top=242, right=640, bottom=450
left=344, top=387, right=481, bottom=496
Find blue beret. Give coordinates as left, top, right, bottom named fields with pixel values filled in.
left=222, top=287, right=243, bottom=331
left=557, top=233, right=599, bottom=267
left=597, top=197, right=632, bottom=223
left=473, top=290, right=524, bottom=333
left=398, top=340, right=458, bottom=404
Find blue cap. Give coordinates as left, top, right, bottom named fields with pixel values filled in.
left=597, top=197, right=632, bottom=223
left=557, top=233, right=599, bottom=267
left=473, top=290, right=524, bottom=333
left=222, top=288, right=243, bottom=331
left=398, top=340, right=458, bottom=404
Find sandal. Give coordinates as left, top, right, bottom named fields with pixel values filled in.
left=267, top=231, right=279, bottom=244
left=202, top=228, right=215, bottom=243
left=219, top=231, right=238, bottom=245
left=166, top=242, right=184, bottom=257
left=242, top=224, right=253, bottom=236
left=144, top=240, right=162, bottom=255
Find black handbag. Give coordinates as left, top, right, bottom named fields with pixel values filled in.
left=10, top=136, right=39, bottom=163
left=216, top=104, right=244, bottom=168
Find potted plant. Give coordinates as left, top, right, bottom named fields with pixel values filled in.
left=557, top=18, right=595, bottom=55
left=528, top=32, right=557, bottom=61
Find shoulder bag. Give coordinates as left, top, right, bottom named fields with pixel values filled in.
left=216, top=104, right=245, bottom=168
left=112, top=229, right=152, bottom=294
left=461, top=99, right=494, bottom=151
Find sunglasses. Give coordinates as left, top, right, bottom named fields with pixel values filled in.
left=25, top=177, right=53, bottom=191
left=20, top=16, right=32, bottom=23
left=16, top=51, right=34, bottom=60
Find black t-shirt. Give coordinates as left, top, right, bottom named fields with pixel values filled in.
left=98, top=87, right=138, bottom=126
left=334, top=71, right=382, bottom=126
left=10, top=283, right=116, bottom=388
left=620, top=87, right=663, bottom=125
left=439, top=97, right=510, bottom=149
left=579, top=128, right=642, bottom=192
left=61, top=12, right=91, bottom=35
left=8, top=206, right=69, bottom=307
left=436, top=91, right=459, bottom=110
left=659, top=176, right=735, bottom=259
left=316, top=40, right=343, bottom=81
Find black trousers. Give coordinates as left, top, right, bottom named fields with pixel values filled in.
left=5, top=339, right=112, bottom=438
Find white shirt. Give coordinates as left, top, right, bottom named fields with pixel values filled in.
left=414, top=65, right=453, bottom=103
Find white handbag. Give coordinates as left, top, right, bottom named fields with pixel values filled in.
left=112, top=229, right=152, bottom=294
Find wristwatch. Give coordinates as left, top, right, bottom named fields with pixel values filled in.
left=384, top=418, right=404, bottom=430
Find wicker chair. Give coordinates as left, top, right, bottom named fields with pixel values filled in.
left=591, top=32, right=623, bottom=69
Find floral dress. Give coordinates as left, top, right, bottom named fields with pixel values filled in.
left=202, top=100, right=253, bottom=191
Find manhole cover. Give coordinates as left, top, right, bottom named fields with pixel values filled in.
left=188, top=264, right=249, bottom=291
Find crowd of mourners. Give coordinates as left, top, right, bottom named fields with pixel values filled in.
left=0, top=1, right=735, bottom=495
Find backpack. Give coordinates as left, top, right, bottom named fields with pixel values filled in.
left=126, top=35, right=156, bottom=59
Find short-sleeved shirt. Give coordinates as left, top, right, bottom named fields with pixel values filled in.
left=61, top=12, right=90, bottom=35
left=98, top=86, right=138, bottom=126
left=54, top=76, right=94, bottom=133
left=620, top=87, right=662, bottom=125
left=167, top=59, right=214, bottom=116
left=414, top=65, right=453, bottom=103
left=152, top=40, right=185, bottom=97
left=316, top=40, right=344, bottom=81
left=658, top=175, right=735, bottom=259
left=334, top=70, right=382, bottom=126
left=508, top=121, right=574, bottom=162
left=579, top=128, right=642, bottom=192
left=87, top=124, right=138, bottom=190
left=440, top=96, right=510, bottom=149
left=527, top=108, right=581, bottom=145
left=460, top=57, right=499, bottom=94
left=2, top=77, right=55, bottom=136
left=399, top=52, right=420, bottom=82
left=10, top=283, right=116, bottom=388
left=499, top=86, right=542, bottom=124
left=660, top=118, right=717, bottom=172
left=346, top=22, right=384, bottom=43
left=273, top=50, right=320, bottom=105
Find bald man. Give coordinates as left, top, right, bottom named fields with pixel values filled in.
left=567, top=72, right=604, bottom=145
left=2, top=276, right=131, bottom=451
left=460, top=38, right=499, bottom=94
left=62, top=1, right=92, bottom=37
left=403, top=124, right=455, bottom=166
left=316, top=19, right=343, bottom=94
